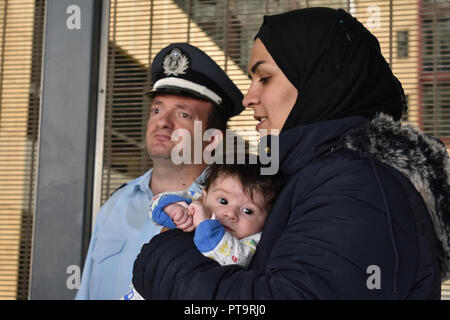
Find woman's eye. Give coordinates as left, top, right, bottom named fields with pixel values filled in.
left=242, top=208, right=253, bottom=215
left=259, top=76, right=270, bottom=84
left=218, top=198, right=228, bottom=205
left=180, top=112, right=191, bottom=119
left=151, top=108, right=160, bottom=115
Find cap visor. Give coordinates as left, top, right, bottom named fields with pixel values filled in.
left=146, top=86, right=216, bottom=104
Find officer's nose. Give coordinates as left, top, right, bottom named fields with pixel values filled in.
left=156, top=111, right=174, bottom=129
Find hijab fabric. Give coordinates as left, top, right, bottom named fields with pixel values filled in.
left=255, top=7, right=407, bottom=132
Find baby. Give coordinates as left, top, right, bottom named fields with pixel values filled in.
left=122, top=160, right=283, bottom=300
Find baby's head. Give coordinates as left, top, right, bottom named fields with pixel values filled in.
left=199, top=160, right=283, bottom=239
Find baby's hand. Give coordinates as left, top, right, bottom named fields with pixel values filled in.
left=164, top=202, right=195, bottom=232
left=188, top=201, right=212, bottom=227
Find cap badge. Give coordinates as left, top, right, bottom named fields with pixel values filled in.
left=162, top=48, right=190, bottom=76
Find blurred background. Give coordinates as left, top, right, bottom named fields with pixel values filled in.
left=0, top=0, right=449, bottom=299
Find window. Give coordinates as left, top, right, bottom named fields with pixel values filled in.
left=420, top=1, right=450, bottom=143
left=422, top=83, right=450, bottom=137
left=397, top=30, right=409, bottom=58
left=422, top=17, right=450, bottom=72
left=401, top=94, right=409, bottom=122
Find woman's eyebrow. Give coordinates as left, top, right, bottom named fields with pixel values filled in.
left=248, top=60, right=266, bottom=77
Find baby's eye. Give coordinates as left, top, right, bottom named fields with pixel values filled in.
left=242, top=208, right=253, bottom=215
left=218, top=198, right=228, bottom=205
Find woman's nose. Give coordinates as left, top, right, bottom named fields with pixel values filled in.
left=243, top=84, right=258, bottom=109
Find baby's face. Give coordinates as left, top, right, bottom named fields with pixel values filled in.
left=202, top=175, right=269, bottom=239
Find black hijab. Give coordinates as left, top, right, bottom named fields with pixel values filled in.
left=255, top=7, right=407, bottom=132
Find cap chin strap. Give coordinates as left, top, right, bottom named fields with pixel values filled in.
left=152, top=77, right=222, bottom=105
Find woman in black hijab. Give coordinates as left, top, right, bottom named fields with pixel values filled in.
left=132, top=8, right=449, bottom=299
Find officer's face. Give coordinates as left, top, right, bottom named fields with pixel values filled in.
left=244, top=38, right=298, bottom=133
left=146, top=93, right=213, bottom=160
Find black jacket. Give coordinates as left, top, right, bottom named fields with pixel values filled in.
left=132, top=114, right=449, bottom=299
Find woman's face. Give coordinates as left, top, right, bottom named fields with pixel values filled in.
left=243, top=38, right=298, bottom=133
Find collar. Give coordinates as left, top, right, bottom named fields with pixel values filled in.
left=133, top=169, right=153, bottom=197
left=275, top=116, right=368, bottom=177
left=133, top=167, right=208, bottom=197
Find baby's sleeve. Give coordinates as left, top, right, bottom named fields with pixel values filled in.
left=194, top=220, right=261, bottom=268
left=150, top=192, right=192, bottom=229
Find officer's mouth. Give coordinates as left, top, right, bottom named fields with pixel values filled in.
left=153, top=133, right=172, bottom=141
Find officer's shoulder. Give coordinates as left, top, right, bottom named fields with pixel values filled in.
left=111, top=182, right=128, bottom=196
left=108, top=175, right=140, bottom=197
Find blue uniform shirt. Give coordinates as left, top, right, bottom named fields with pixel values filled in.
left=75, top=168, right=205, bottom=299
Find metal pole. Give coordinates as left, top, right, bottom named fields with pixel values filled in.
left=30, top=0, right=104, bottom=299
left=91, top=0, right=110, bottom=230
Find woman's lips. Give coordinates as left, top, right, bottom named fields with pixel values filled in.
left=256, top=119, right=266, bottom=131
left=254, top=116, right=267, bottom=131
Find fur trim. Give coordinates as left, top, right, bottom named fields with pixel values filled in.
left=343, top=113, right=450, bottom=282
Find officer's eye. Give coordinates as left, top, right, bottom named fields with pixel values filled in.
left=150, top=107, right=160, bottom=115
left=242, top=208, right=253, bottom=215
left=217, top=198, right=228, bottom=205
left=176, top=110, right=192, bottom=119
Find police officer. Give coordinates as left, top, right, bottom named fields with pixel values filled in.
left=76, top=43, right=244, bottom=299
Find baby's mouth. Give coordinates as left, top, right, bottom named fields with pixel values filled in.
left=223, top=225, right=234, bottom=233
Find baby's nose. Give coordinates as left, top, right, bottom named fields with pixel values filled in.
left=224, top=209, right=238, bottom=221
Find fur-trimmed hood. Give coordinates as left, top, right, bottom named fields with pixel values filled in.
left=343, top=113, right=450, bottom=282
